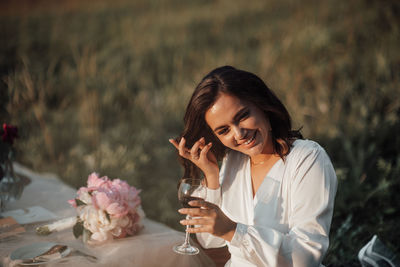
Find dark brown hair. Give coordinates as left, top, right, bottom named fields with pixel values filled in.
left=177, top=66, right=302, bottom=179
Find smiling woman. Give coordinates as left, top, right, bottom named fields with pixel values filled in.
left=171, top=66, right=303, bottom=180
left=169, top=66, right=337, bottom=267
left=205, top=94, right=273, bottom=158
left=205, top=93, right=282, bottom=196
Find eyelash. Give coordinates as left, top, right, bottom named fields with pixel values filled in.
left=217, top=110, right=250, bottom=135
left=217, top=128, right=228, bottom=135
left=240, top=111, right=250, bottom=121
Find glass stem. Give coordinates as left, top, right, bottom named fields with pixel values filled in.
left=183, top=215, right=191, bottom=246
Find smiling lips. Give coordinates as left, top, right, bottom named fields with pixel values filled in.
left=241, top=131, right=257, bottom=146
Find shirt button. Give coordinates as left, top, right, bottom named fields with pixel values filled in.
left=243, top=240, right=249, bottom=246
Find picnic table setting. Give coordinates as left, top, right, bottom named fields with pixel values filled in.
left=0, top=162, right=215, bottom=267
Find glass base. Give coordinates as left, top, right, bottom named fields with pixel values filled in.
left=173, top=244, right=199, bottom=255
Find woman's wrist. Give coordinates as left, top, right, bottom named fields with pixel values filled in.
left=204, top=173, right=220, bottom=189
left=221, top=222, right=237, bottom=242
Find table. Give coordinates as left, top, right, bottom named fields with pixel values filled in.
left=1, top=163, right=215, bottom=267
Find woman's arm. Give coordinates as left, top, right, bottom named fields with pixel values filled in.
left=170, top=137, right=226, bottom=247
left=182, top=144, right=337, bottom=266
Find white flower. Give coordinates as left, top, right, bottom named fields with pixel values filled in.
left=77, top=190, right=92, bottom=205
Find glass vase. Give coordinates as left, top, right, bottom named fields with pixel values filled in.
left=0, top=160, right=25, bottom=211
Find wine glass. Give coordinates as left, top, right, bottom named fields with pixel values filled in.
left=173, top=178, right=207, bottom=255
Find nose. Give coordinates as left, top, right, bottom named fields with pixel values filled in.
left=232, top=125, right=246, bottom=141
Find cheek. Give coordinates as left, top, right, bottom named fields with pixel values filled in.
left=240, top=118, right=258, bottom=130
left=249, top=114, right=269, bottom=131
left=218, top=135, right=234, bottom=148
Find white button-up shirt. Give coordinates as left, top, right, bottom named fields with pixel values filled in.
left=197, top=140, right=337, bottom=267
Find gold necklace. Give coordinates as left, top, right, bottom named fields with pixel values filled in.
left=250, top=159, right=266, bottom=166
left=251, top=154, right=277, bottom=166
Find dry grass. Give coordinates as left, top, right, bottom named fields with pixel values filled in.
left=1, top=0, right=399, bottom=264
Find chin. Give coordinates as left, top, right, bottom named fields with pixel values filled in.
left=241, top=145, right=264, bottom=157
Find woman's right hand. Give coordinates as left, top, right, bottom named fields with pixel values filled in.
left=169, top=137, right=220, bottom=189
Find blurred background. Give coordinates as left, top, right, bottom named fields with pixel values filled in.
left=1, top=0, right=399, bottom=265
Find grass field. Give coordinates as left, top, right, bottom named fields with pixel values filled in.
left=1, top=0, right=399, bottom=265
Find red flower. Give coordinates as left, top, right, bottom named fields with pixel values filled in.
left=2, top=123, right=19, bottom=145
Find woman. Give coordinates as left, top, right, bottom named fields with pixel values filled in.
left=169, top=66, right=337, bottom=267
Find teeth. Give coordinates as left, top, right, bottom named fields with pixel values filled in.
left=244, top=135, right=255, bottom=145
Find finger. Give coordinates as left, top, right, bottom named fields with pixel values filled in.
left=188, top=199, right=215, bottom=209
left=180, top=217, right=208, bottom=226
left=186, top=226, right=211, bottom=234
left=178, top=207, right=201, bottom=216
left=198, top=137, right=206, bottom=149
left=200, top=142, right=212, bottom=158
left=178, top=137, right=189, bottom=158
left=190, top=138, right=204, bottom=159
left=168, top=139, right=179, bottom=150
left=178, top=207, right=210, bottom=217
left=190, top=137, right=204, bottom=152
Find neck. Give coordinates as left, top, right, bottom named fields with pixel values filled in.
left=250, top=153, right=276, bottom=165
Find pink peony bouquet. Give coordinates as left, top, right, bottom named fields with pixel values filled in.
left=68, top=173, right=144, bottom=244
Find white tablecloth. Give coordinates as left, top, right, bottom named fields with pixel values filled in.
left=1, top=163, right=215, bottom=267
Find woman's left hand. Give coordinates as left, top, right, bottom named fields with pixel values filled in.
left=178, top=199, right=237, bottom=242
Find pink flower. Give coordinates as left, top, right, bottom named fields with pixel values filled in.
left=91, top=186, right=130, bottom=218
left=87, top=173, right=109, bottom=190
left=106, top=202, right=128, bottom=218
left=111, top=179, right=141, bottom=213
left=92, top=191, right=111, bottom=210
left=77, top=186, right=88, bottom=195
left=68, top=199, right=77, bottom=208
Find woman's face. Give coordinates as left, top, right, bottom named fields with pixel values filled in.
left=205, top=93, right=273, bottom=157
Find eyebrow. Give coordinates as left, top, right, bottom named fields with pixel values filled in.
left=213, top=107, right=248, bottom=132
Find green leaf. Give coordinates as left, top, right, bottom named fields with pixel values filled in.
left=82, top=228, right=92, bottom=243
left=73, top=221, right=84, bottom=238
left=75, top=199, right=86, bottom=206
